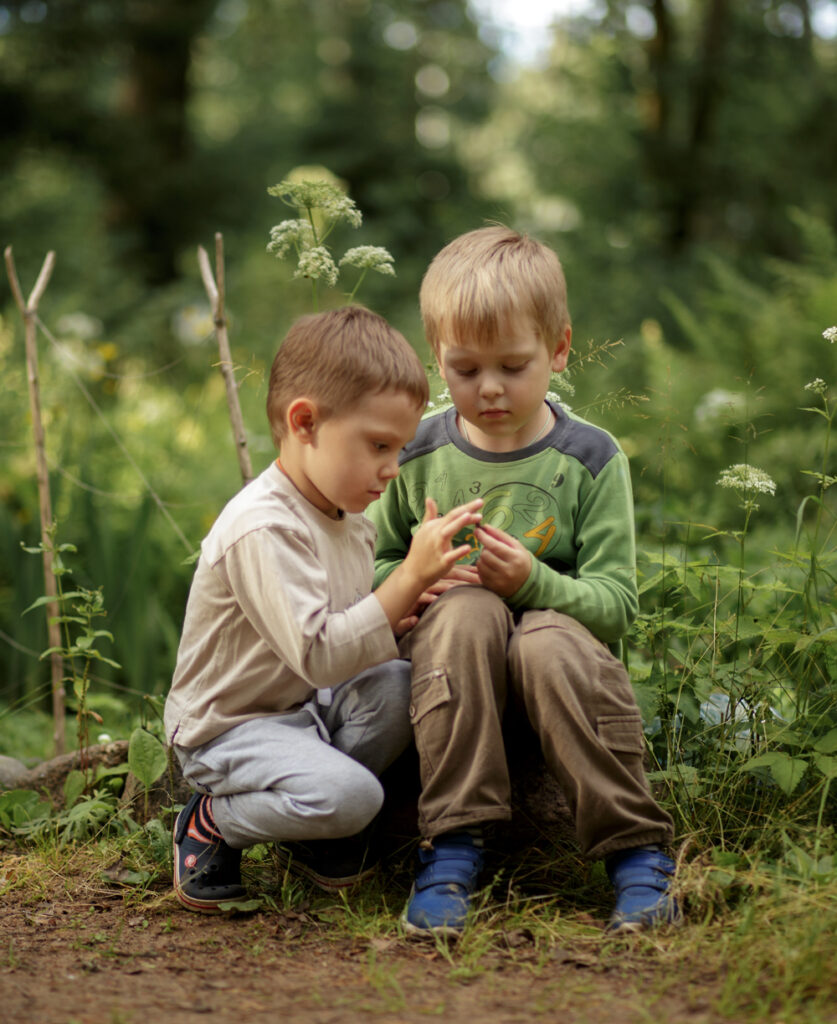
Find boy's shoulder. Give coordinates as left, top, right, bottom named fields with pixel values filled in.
left=400, top=403, right=623, bottom=479
left=551, top=405, right=623, bottom=478
left=399, top=406, right=457, bottom=465
left=201, top=463, right=374, bottom=564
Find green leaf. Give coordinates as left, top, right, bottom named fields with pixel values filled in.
left=215, top=898, right=263, bottom=914
left=63, top=769, right=87, bottom=809
left=814, top=728, right=837, bottom=754
left=0, top=789, right=53, bottom=829
left=813, top=754, right=837, bottom=779
left=128, top=728, right=168, bottom=790
left=743, top=752, right=808, bottom=795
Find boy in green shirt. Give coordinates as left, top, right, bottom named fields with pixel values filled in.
left=369, top=227, right=678, bottom=935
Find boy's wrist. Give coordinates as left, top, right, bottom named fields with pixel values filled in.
left=395, top=555, right=430, bottom=597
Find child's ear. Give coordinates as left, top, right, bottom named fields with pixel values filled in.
left=550, top=326, right=572, bottom=374
left=286, top=398, right=319, bottom=444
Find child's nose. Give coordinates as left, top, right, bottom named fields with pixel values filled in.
left=381, top=457, right=399, bottom=480
left=479, top=373, right=503, bottom=397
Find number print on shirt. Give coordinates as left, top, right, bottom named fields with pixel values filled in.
left=480, top=483, right=562, bottom=557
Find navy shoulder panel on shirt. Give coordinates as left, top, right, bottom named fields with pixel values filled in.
left=555, top=414, right=619, bottom=478
left=399, top=410, right=453, bottom=466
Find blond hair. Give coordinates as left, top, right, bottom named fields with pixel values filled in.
left=266, top=306, right=428, bottom=446
left=419, top=225, right=571, bottom=356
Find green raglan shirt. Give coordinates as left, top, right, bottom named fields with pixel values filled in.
left=368, top=400, right=638, bottom=645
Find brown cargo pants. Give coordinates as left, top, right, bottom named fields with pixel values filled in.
left=398, top=586, right=674, bottom=860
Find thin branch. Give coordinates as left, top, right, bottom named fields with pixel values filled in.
left=28, top=251, right=56, bottom=309
left=4, top=246, right=64, bottom=756
left=197, top=234, right=254, bottom=487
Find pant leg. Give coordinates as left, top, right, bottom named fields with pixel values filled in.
left=398, top=586, right=514, bottom=838
left=175, top=710, right=384, bottom=849
left=321, top=659, right=412, bottom=777
left=508, top=609, right=674, bottom=859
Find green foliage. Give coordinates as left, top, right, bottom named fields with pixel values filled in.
left=127, top=728, right=167, bottom=792
left=628, top=331, right=837, bottom=852
left=0, top=789, right=52, bottom=832
left=127, top=726, right=168, bottom=821
left=22, top=530, right=120, bottom=759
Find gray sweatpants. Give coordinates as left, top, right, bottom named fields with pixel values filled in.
left=173, top=659, right=412, bottom=850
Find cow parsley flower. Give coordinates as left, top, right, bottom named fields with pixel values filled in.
left=805, top=378, right=827, bottom=395
left=340, top=247, right=395, bottom=276
left=823, top=326, right=837, bottom=344
left=266, top=219, right=315, bottom=259
left=294, top=247, right=338, bottom=287
left=268, top=180, right=362, bottom=228
left=717, top=464, right=776, bottom=511
left=717, top=464, right=776, bottom=495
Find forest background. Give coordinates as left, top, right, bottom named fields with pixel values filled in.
left=0, top=0, right=836, bottom=863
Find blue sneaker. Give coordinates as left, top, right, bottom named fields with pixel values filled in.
left=173, top=793, right=246, bottom=913
left=606, top=847, right=682, bottom=932
left=402, top=831, right=484, bottom=938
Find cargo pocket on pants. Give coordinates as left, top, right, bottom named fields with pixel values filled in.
left=596, top=714, right=647, bottom=780
left=410, top=667, right=453, bottom=778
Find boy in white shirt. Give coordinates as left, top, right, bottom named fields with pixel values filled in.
left=165, top=306, right=482, bottom=912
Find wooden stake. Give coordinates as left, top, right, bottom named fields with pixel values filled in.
left=4, top=246, right=65, bottom=756
left=198, top=234, right=254, bottom=487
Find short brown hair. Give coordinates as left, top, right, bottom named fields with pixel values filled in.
left=266, top=306, right=428, bottom=446
left=420, top=225, right=571, bottom=356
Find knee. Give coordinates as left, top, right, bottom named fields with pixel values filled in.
left=301, top=767, right=383, bottom=837
left=416, top=586, right=511, bottom=647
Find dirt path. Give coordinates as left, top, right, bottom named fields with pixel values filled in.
left=0, top=881, right=737, bottom=1024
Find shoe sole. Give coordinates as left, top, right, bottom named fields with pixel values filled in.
left=608, top=907, right=684, bottom=933
left=400, top=912, right=463, bottom=940
left=275, top=848, right=376, bottom=893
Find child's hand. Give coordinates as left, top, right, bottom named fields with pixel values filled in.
left=475, top=523, right=532, bottom=597
left=424, top=563, right=481, bottom=596
left=373, top=498, right=482, bottom=632
left=396, top=564, right=482, bottom=635
left=406, top=497, right=483, bottom=588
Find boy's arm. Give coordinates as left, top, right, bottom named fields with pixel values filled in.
left=368, top=473, right=414, bottom=589
left=223, top=528, right=398, bottom=690
left=478, top=453, right=638, bottom=644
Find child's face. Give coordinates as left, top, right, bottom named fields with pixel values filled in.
left=288, top=388, right=423, bottom=518
left=438, top=318, right=571, bottom=453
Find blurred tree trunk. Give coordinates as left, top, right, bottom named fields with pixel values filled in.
left=643, top=0, right=730, bottom=252
left=108, top=0, right=217, bottom=283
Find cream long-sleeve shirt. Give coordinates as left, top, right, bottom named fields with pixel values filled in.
left=164, top=462, right=398, bottom=749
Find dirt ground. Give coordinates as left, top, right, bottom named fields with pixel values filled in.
left=0, top=875, right=762, bottom=1024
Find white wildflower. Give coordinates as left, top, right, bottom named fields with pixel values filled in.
left=268, top=180, right=362, bottom=228
left=339, top=246, right=395, bottom=276
left=546, top=391, right=572, bottom=411
left=266, top=219, right=314, bottom=258
left=717, top=464, right=776, bottom=496
left=294, top=247, right=339, bottom=287
left=694, top=388, right=746, bottom=427
left=805, top=378, right=827, bottom=395
left=425, top=386, right=453, bottom=415
left=56, top=311, right=103, bottom=341
left=549, top=372, right=575, bottom=398
left=823, top=326, right=837, bottom=344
